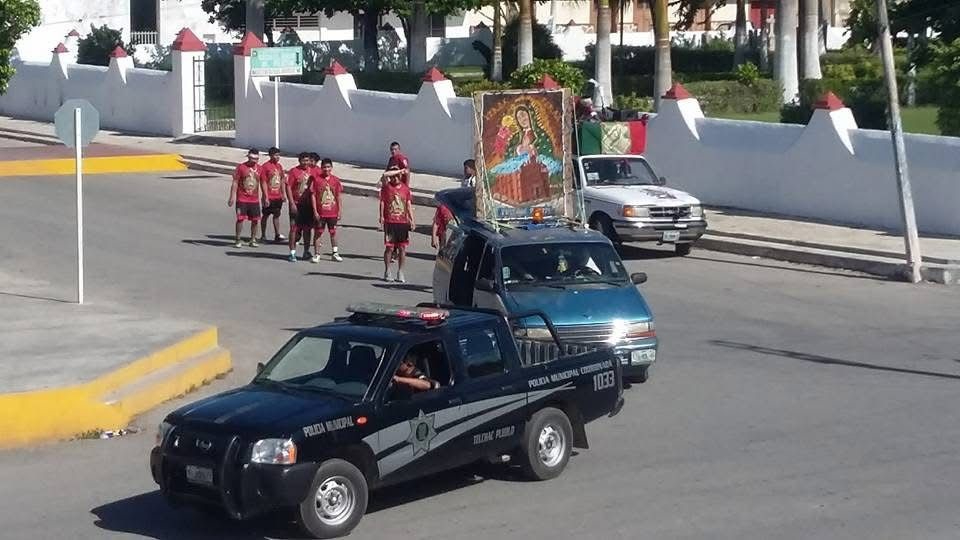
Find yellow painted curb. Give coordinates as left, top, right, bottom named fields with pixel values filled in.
left=0, top=327, right=232, bottom=449
left=0, top=154, right=187, bottom=177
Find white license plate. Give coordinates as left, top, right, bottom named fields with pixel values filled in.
left=631, top=349, right=656, bottom=365
left=185, top=465, right=213, bottom=485
left=662, top=230, right=681, bottom=242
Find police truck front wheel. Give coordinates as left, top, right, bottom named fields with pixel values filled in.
left=296, top=459, right=368, bottom=539
left=520, top=407, right=573, bottom=481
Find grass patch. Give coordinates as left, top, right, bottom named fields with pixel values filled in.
left=711, top=105, right=941, bottom=135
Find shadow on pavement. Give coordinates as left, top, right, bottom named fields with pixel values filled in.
left=306, top=272, right=381, bottom=282
left=616, top=245, right=681, bottom=261
left=371, top=283, right=432, bottom=293
left=90, top=491, right=297, bottom=540
left=685, top=254, right=883, bottom=281
left=181, top=238, right=235, bottom=247
left=0, top=290, right=72, bottom=303
left=711, top=340, right=960, bottom=381
left=225, top=251, right=290, bottom=261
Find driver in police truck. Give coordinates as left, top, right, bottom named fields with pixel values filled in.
left=392, top=354, right=439, bottom=393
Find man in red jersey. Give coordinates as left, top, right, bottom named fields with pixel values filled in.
left=381, top=141, right=411, bottom=187
left=227, top=148, right=263, bottom=248
left=431, top=204, right=454, bottom=252
left=259, top=147, right=287, bottom=243
left=379, top=166, right=415, bottom=283
left=284, top=152, right=315, bottom=262
left=311, top=157, right=344, bottom=263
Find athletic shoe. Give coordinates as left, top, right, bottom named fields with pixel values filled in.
left=396, top=271, right=406, bottom=284
left=332, top=252, right=343, bottom=262
left=383, top=270, right=392, bottom=282
left=234, top=241, right=243, bottom=248
left=302, top=251, right=313, bottom=261
left=249, top=239, right=259, bottom=248
left=288, top=252, right=297, bottom=262
left=276, top=234, right=287, bottom=243
left=311, top=254, right=320, bottom=264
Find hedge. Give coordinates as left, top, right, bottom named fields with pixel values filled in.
left=583, top=45, right=761, bottom=75
left=684, top=80, right=781, bottom=114
left=780, top=78, right=888, bottom=129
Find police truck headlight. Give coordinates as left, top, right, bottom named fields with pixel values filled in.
left=622, top=206, right=650, bottom=218
left=155, top=421, right=173, bottom=447
left=690, top=205, right=704, bottom=218
left=251, top=438, right=298, bottom=465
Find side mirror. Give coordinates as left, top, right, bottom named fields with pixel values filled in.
left=476, top=278, right=496, bottom=292
left=657, top=176, right=667, bottom=186
left=256, top=362, right=265, bottom=375
left=631, top=272, right=648, bottom=285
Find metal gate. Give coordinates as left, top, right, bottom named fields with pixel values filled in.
left=193, top=56, right=235, bottom=132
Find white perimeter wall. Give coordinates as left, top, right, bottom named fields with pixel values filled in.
left=645, top=99, right=960, bottom=236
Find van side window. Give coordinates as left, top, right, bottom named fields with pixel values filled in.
left=449, top=234, right=485, bottom=306
left=477, top=245, right=496, bottom=281
left=458, top=329, right=506, bottom=379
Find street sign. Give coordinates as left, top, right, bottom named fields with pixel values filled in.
left=54, top=99, right=100, bottom=148
left=250, top=46, right=303, bottom=77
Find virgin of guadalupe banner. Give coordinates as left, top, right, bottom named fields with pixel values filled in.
left=473, top=88, right=574, bottom=223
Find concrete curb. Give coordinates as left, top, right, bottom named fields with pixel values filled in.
left=0, top=328, right=232, bottom=448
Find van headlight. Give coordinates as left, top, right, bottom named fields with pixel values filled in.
left=608, top=320, right=656, bottom=343
left=690, top=205, right=703, bottom=218
left=622, top=205, right=650, bottom=218
left=251, top=438, right=298, bottom=465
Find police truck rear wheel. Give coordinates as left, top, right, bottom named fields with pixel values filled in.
left=521, top=407, right=573, bottom=480
left=296, top=459, right=368, bottom=539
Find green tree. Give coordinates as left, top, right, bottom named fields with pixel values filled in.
left=0, top=0, right=41, bottom=94
left=77, top=24, right=136, bottom=66
left=929, top=37, right=960, bottom=135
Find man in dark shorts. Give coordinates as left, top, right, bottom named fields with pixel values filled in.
left=227, top=148, right=263, bottom=248
left=259, top=146, right=287, bottom=243
left=311, top=158, right=344, bottom=263
left=379, top=166, right=415, bottom=283
left=284, top=152, right=315, bottom=262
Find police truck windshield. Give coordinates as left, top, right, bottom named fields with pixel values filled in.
left=500, top=243, right=629, bottom=288
left=255, top=335, right=386, bottom=399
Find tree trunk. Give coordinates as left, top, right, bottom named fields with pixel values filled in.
left=362, top=8, right=380, bottom=71
left=759, top=6, right=770, bottom=72
left=595, top=0, right=613, bottom=107
left=776, top=0, right=799, bottom=103
left=800, top=0, right=822, bottom=79
left=492, top=2, right=504, bottom=81
left=734, top=0, right=748, bottom=67
left=652, top=0, right=672, bottom=111
left=245, top=0, right=266, bottom=40
left=409, top=1, right=429, bottom=73
left=518, top=0, right=534, bottom=68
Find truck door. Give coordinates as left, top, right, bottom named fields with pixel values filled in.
left=374, top=339, right=466, bottom=485
left=448, top=325, right=527, bottom=461
left=473, top=244, right=507, bottom=312
left=433, top=226, right=464, bottom=304
left=449, top=233, right=485, bottom=306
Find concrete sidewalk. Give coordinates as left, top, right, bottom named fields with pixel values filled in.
left=1, top=115, right=958, bottom=284
left=0, top=271, right=231, bottom=448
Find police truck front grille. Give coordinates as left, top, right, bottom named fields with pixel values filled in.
left=649, top=206, right=690, bottom=219
left=167, top=429, right=232, bottom=461
left=555, top=323, right=617, bottom=344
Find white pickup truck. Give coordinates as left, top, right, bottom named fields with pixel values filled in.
left=573, top=154, right=708, bottom=256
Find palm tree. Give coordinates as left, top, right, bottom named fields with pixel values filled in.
left=733, top=0, right=748, bottom=67
left=775, top=0, right=799, bottom=103
left=800, top=0, right=822, bottom=78
left=492, top=2, right=504, bottom=81
left=653, top=0, right=672, bottom=110
left=408, top=0, right=429, bottom=73
left=595, top=0, right=613, bottom=107
left=518, top=0, right=533, bottom=68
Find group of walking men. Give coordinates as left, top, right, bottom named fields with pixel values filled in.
left=227, top=142, right=476, bottom=283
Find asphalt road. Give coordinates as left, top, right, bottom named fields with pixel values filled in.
left=1, top=171, right=959, bottom=540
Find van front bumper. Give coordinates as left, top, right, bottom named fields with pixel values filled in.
left=613, top=337, right=658, bottom=378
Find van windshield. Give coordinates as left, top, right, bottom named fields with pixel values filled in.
left=500, top=243, right=629, bottom=288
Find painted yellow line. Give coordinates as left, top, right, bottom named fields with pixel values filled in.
left=0, top=327, right=231, bottom=449
left=0, top=154, right=187, bottom=177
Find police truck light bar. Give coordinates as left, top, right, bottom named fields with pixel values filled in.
left=347, top=303, right=449, bottom=321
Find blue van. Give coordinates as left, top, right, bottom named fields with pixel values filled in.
left=432, top=188, right=658, bottom=382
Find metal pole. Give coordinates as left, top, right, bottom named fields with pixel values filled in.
left=273, top=76, right=280, bottom=149
left=876, top=0, right=923, bottom=283
left=74, top=107, right=84, bottom=304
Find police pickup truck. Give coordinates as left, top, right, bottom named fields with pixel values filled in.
left=151, top=303, right=624, bottom=539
